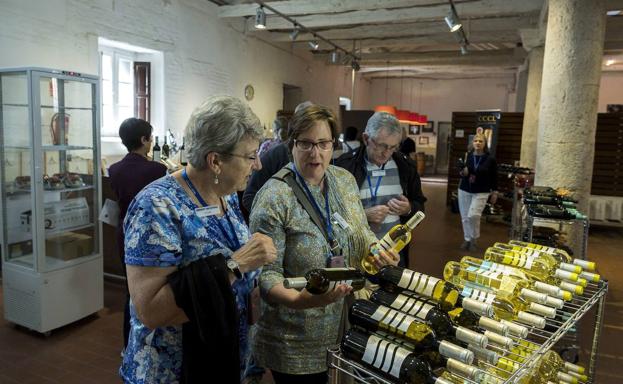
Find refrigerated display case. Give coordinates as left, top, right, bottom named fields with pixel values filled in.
left=0, top=67, right=103, bottom=334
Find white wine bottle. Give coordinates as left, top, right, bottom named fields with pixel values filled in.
left=459, top=285, right=549, bottom=328
left=369, top=290, right=489, bottom=348
left=348, top=300, right=476, bottom=365
left=362, top=211, right=425, bottom=275
left=460, top=256, right=572, bottom=301
left=377, top=265, right=494, bottom=317
left=492, top=243, right=583, bottom=274
left=341, top=328, right=461, bottom=384
left=283, top=267, right=365, bottom=294
left=443, top=261, right=554, bottom=307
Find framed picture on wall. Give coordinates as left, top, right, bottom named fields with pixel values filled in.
left=422, top=121, right=434, bottom=133
left=409, top=125, right=420, bottom=135
left=418, top=136, right=429, bottom=145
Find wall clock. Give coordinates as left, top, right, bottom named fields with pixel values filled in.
left=244, top=84, right=255, bottom=101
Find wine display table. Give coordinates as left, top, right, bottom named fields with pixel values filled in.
left=327, top=279, right=608, bottom=384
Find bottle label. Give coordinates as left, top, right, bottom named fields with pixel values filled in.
left=371, top=305, right=414, bottom=334
left=508, top=254, right=531, bottom=269
left=485, top=261, right=515, bottom=275
left=379, top=236, right=398, bottom=252
left=391, top=294, right=433, bottom=319
left=461, top=286, right=495, bottom=304
left=398, top=270, right=439, bottom=297
left=362, top=334, right=410, bottom=378
left=465, top=266, right=502, bottom=286
left=328, top=280, right=353, bottom=290
left=153, top=151, right=161, bottom=162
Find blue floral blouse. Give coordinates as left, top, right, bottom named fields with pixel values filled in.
left=119, top=175, right=259, bottom=383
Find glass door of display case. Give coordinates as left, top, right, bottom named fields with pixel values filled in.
left=0, top=67, right=103, bottom=333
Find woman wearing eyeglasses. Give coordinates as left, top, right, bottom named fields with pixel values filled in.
left=120, top=96, right=277, bottom=384
left=248, top=104, right=398, bottom=383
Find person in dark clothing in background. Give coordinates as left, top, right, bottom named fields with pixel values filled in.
left=335, top=112, right=426, bottom=268
left=457, top=132, right=498, bottom=252
left=108, top=118, right=167, bottom=348
left=399, top=137, right=417, bottom=162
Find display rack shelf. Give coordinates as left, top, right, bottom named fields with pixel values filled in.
left=327, top=280, right=608, bottom=384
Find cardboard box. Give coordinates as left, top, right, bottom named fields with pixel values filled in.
left=46, top=232, right=93, bottom=261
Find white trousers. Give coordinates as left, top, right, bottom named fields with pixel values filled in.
left=458, top=189, right=490, bottom=242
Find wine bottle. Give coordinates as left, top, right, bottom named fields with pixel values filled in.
left=153, top=136, right=161, bottom=162
left=179, top=138, right=187, bottom=166
left=443, top=261, right=554, bottom=308
left=341, top=328, right=458, bottom=384
left=445, top=307, right=517, bottom=337
left=348, top=300, right=475, bottom=365
left=369, top=290, right=488, bottom=348
left=483, top=247, right=580, bottom=283
left=492, top=243, right=582, bottom=274
left=283, top=267, right=365, bottom=294
left=527, top=204, right=587, bottom=220
left=460, top=256, right=572, bottom=302
left=459, top=285, right=548, bottom=328
left=362, top=211, right=426, bottom=275
left=509, top=240, right=597, bottom=272
left=523, top=194, right=577, bottom=208
left=162, top=135, right=170, bottom=159
left=376, top=265, right=493, bottom=317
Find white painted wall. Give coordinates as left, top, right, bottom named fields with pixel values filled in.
left=365, top=77, right=517, bottom=124
left=0, top=0, right=369, bottom=152
left=598, top=71, right=623, bottom=112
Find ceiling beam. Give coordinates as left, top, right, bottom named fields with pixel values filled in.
left=358, top=48, right=526, bottom=66
left=218, top=0, right=472, bottom=18
left=243, top=0, right=544, bottom=30
left=260, top=15, right=536, bottom=42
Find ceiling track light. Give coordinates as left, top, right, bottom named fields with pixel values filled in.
left=445, top=11, right=462, bottom=32
left=308, top=40, right=319, bottom=50
left=255, top=6, right=266, bottom=29
left=460, top=44, right=468, bottom=55
left=330, top=50, right=341, bottom=64
left=289, top=24, right=300, bottom=41
left=351, top=60, right=360, bottom=71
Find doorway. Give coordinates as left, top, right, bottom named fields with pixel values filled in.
left=283, top=84, right=302, bottom=112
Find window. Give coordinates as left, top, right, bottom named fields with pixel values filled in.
left=100, top=48, right=135, bottom=136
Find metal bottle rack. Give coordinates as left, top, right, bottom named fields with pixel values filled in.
left=327, top=280, right=608, bottom=384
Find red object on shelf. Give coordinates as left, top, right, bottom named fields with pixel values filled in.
left=396, top=109, right=411, bottom=123
left=409, top=112, right=420, bottom=124
left=374, top=105, right=397, bottom=116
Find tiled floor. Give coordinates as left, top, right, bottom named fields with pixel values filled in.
left=0, top=181, right=621, bottom=383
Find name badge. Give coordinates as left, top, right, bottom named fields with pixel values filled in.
left=195, top=205, right=221, bottom=217
left=372, top=170, right=386, bottom=177
left=332, top=212, right=350, bottom=230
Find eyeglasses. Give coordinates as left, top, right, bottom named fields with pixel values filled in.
left=221, top=152, right=259, bottom=162
left=370, top=137, right=400, bottom=153
left=294, top=139, right=334, bottom=152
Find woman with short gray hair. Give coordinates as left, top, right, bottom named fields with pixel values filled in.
left=120, top=95, right=277, bottom=383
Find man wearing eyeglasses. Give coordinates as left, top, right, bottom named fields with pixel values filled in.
left=335, top=112, right=426, bottom=268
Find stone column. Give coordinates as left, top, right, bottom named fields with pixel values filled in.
left=520, top=46, right=544, bottom=169
left=535, top=0, right=606, bottom=251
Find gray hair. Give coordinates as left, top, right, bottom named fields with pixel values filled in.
left=185, top=96, right=263, bottom=170
left=364, top=112, right=402, bottom=139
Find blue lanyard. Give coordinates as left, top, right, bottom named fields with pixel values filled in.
left=181, top=168, right=241, bottom=251
left=473, top=154, right=484, bottom=171
left=364, top=155, right=385, bottom=203
left=291, top=164, right=336, bottom=247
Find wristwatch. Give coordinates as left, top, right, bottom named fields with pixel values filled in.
left=226, top=258, right=243, bottom=279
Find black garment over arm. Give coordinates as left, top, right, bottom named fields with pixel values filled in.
left=167, top=255, right=240, bottom=384
left=242, top=142, right=291, bottom=212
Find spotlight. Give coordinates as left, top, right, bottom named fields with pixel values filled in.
left=330, top=50, right=340, bottom=64
left=351, top=60, right=360, bottom=71
left=308, top=40, right=319, bottom=50
left=255, top=6, right=266, bottom=29
left=460, top=44, right=468, bottom=55
left=289, top=25, right=300, bottom=41
left=444, top=10, right=462, bottom=32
